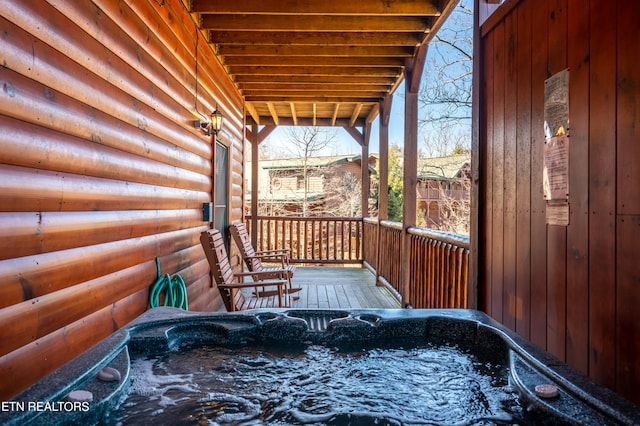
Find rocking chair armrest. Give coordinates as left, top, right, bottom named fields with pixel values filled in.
left=220, top=279, right=287, bottom=289
left=255, top=249, right=291, bottom=255
left=246, top=253, right=287, bottom=261
left=234, top=270, right=287, bottom=277
left=234, top=270, right=289, bottom=281
left=245, top=253, right=287, bottom=259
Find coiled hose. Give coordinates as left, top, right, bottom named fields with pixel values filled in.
left=149, top=257, right=188, bottom=310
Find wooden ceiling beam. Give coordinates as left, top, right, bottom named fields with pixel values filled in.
left=239, top=83, right=391, bottom=91
left=245, top=93, right=382, bottom=104
left=248, top=100, right=376, bottom=111
left=210, top=31, right=422, bottom=46
left=266, top=102, right=279, bottom=125
left=191, top=0, right=442, bottom=16
left=331, top=104, right=340, bottom=126
left=253, top=116, right=366, bottom=128
left=245, top=102, right=260, bottom=125
left=234, top=75, right=397, bottom=85
left=245, top=96, right=381, bottom=103
left=242, top=90, right=387, bottom=98
left=228, top=66, right=401, bottom=77
left=223, top=56, right=406, bottom=67
left=313, top=103, right=317, bottom=127
left=366, top=103, right=380, bottom=124
left=201, top=15, right=430, bottom=32
left=219, top=45, right=414, bottom=57
left=289, top=103, right=297, bottom=126
left=350, top=104, right=364, bottom=127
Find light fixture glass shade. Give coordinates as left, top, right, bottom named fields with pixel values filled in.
left=211, top=109, right=223, bottom=133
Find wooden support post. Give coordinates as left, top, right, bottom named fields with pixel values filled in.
left=403, top=90, right=418, bottom=307
left=376, top=96, right=392, bottom=284
left=402, top=51, right=426, bottom=233
left=469, top=0, right=481, bottom=310
left=247, top=123, right=277, bottom=248
left=343, top=124, right=371, bottom=219
left=361, top=123, right=371, bottom=218
left=250, top=122, right=260, bottom=249
left=378, top=96, right=391, bottom=221
left=402, top=47, right=427, bottom=307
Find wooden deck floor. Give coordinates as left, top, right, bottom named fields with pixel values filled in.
left=288, top=266, right=401, bottom=309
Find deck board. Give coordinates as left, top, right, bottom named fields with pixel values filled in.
left=237, top=266, right=401, bottom=310
left=289, top=266, right=401, bottom=309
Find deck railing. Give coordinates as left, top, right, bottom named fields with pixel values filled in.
left=405, top=226, right=470, bottom=308
left=245, top=216, right=362, bottom=264
left=246, top=215, right=470, bottom=308
left=362, top=218, right=403, bottom=299
left=362, top=218, right=470, bottom=308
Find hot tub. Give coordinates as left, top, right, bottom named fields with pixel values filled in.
left=1, top=308, right=638, bottom=425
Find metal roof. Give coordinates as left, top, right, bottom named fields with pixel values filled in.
left=417, top=153, right=471, bottom=179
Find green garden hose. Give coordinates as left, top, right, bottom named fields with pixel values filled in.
left=149, top=257, right=188, bottom=310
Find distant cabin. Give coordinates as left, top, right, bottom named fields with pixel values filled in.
left=246, top=154, right=377, bottom=216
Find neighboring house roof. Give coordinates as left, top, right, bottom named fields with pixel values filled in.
left=256, top=154, right=377, bottom=174
left=257, top=193, right=324, bottom=203
left=417, top=154, right=470, bottom=180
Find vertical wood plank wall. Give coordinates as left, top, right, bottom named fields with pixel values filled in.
left=0, top=0, right=244, bottom=399
left=479, top=0, right=640, bottom=404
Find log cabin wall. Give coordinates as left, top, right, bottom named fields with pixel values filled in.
left=478, top=0, right=640, bottom=403
left=0, top=0, right=245, bottom=399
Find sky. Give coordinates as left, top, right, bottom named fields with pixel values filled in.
left=260, top=0, right=472, bottom=159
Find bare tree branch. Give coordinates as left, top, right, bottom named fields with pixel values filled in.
left=283, top=127, right=336, bottom=216
left=419, top=0, right=473, bottom=156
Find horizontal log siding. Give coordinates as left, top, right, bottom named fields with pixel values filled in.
left=0, top=290, right=148, bottom=399
left=0, top=0, right=244, bottom=399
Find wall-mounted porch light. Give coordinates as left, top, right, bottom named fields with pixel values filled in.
left=193, top=108, right=224, bottom=136
left=210, top=108, right=223, bottom=135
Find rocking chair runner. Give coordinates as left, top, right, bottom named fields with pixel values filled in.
left=229, top=221, right=301, bottom=296
left=199, top=228, right=291, bottom=311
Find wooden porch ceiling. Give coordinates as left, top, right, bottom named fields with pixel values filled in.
left=190, top=0, right=458, bottom=129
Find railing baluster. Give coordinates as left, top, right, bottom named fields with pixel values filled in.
left=266, top=218, right=271, bottom=252
left=298, top=218, right=302, bottom=260
left=355, top=220, right=360, bottom=260
left=312, top=220, right=317, bottom=260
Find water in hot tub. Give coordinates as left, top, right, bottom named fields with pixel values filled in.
left=108, top=343, right=524, bottom=425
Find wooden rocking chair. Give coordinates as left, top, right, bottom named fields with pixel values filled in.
left=229, top=221, right=301, bottom=297
left=199, top=228, right=291, bottom=311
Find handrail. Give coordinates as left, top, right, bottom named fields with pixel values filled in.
left=379, top=219, right=404, bottom=231
left=407, top=226, right=470, bottom=248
